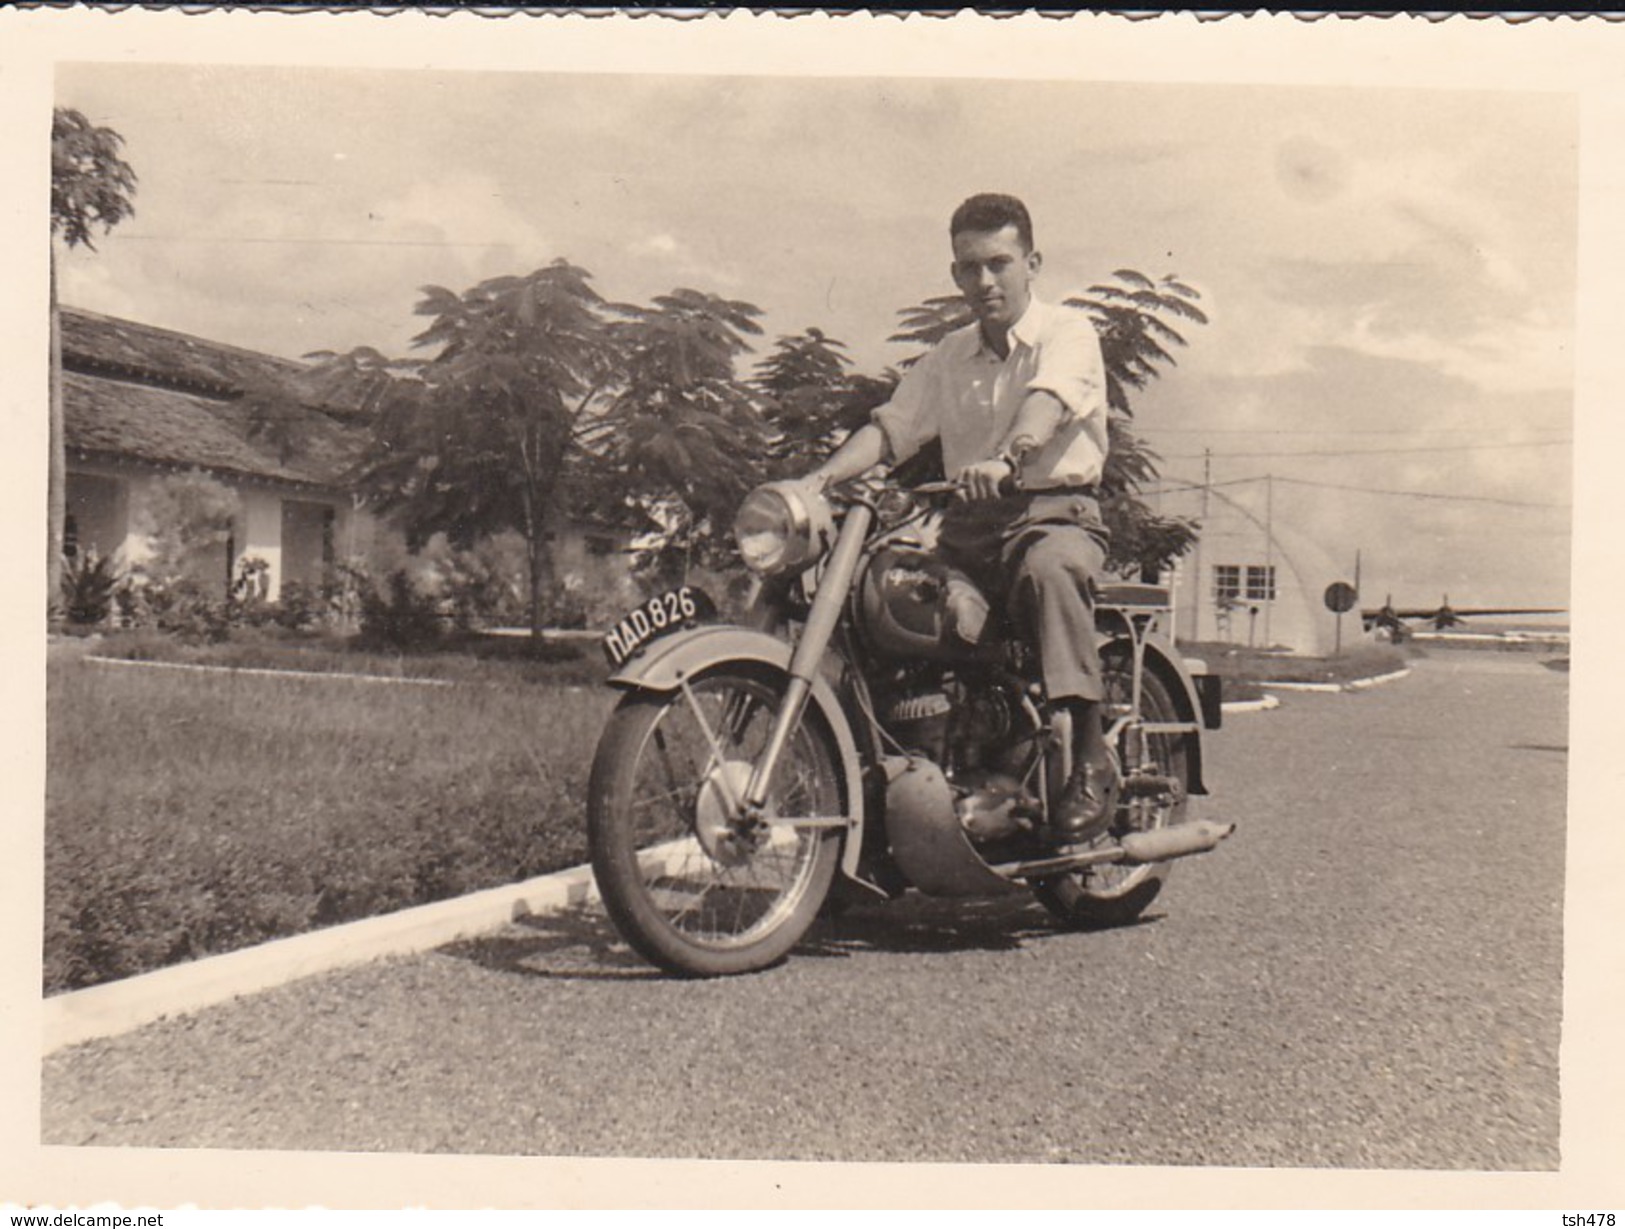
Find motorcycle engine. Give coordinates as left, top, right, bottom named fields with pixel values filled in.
left=884, top=689, right=952, bottom=761
left=881, top=673, right=1040, bottom=846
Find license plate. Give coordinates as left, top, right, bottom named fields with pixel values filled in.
left=603, top=586, right=717, bottom=667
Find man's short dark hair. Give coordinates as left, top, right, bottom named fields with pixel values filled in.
left=950, top=193, right=1034, bottom=252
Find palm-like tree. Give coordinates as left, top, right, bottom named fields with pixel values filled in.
left=312, top=261, right=618, bottom=634
left=1067, top=271, right=1209, bottom=419
left=755, top=328, right=858, bottom=475
left=49, top=107, right=137, bottom=606
left=595, top=289, right=772, bottom=579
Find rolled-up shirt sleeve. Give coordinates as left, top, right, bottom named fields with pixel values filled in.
left=1025, top=311, right=1107, bottom=423
left=870, top=353, right=940, bottom=465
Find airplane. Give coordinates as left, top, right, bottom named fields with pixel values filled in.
left=1360, top=594, right=1568, bottom=639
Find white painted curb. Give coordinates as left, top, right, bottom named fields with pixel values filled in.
left=1344, top=667, right=1413, bottom=690
left=86, top=655, right=454, bottom=687
left=43, top=858, right=602, bottom=1055
left=1255, top=666, right=1412, bottom=694
left=1221, top=694, right=1280, bottom=714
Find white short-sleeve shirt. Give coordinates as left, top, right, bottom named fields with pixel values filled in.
left=872, top=297, right=1109, bottom=489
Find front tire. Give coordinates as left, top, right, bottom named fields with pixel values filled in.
left=587, top=667, right=843, bottom=976
left=1034, top=655, right=1190, bottom=928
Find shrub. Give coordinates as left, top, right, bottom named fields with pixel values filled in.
left=112, top=577, right=146, bottom=628
left=136, top=471, right=241, bottom=590
left=539, top=581, right=590, bottom=630
left=323, top=558, right=372, bottom=632
left=60, top=550, right=121, bottom=625
left=273, top=580, right=323, bottom=631
left=225, top=555, right=277, bottom=629
left=418, top=533, right=527, bottom=631
left=357, top=568, right=444, bottom=650
left=112, top=572, right=234, bottom=643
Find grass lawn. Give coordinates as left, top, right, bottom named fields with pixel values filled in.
left=1182, top=640, right=1413, bottom=700
left=46, top=653, right=616, bottom=993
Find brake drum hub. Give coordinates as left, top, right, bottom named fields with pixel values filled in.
left=694, top=760, right=761, bottom=866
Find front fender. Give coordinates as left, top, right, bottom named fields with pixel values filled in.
left=607, top=624, right=868, bottom=877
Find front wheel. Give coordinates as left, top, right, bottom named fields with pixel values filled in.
left=587, top=666, right=844, bottom=976
left=1033, top=657, right=1190, bottom=928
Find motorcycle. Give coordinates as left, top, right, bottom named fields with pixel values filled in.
left=586, top=475, right=1234, bottom=976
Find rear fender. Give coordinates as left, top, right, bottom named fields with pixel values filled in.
left=1100, top=630, right=1210, bottom=796
left=607, top=624, right=868, bottom=876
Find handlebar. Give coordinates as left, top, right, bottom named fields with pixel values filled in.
left=822, top=472, right=1023, bottom=522
left=907, top=473, right=1025, bottom=501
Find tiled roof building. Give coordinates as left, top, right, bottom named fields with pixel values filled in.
left=61, top=307, right=372, bottom=598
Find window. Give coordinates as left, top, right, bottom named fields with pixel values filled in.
left=1216, top=563, right=1275, bottom=604
left=1245, top=565, right=1276, bottom=602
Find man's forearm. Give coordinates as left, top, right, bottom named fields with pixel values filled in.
left=811, top=422, right=889, bottom=488
left=995, top=390, right=1069, bottom=467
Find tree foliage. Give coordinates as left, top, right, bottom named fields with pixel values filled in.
left=311, top=271, right=776, bottom=628
left=755, top=328, right=895, bottom=477
left=599, top=288, right=768, bottom=522
left=50, top=106, right=138, bottom=614
left=311, top=261, right=618, bottom=633
left=1067, top=271, right=1209, bottom=419
left=305, top=250, right=1207, bottom=625
left=51, top=107, right=138, bottom=251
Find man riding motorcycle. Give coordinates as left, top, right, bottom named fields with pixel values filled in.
left=807, top=192, right=1118, bottom=853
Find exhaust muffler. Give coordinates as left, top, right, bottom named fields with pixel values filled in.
left=996, top=818, right=1236, bottom=879
left=1117, top=818, right=1236, bottom=864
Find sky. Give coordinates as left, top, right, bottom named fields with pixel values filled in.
left=54, top=63, right=1577, bottom=612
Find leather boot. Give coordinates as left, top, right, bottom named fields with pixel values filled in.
left=1051, top=752, right=1119, bottom=849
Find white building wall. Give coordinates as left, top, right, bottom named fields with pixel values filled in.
left=67, top=461, right=362, bottom=600
left=1160, top=485, right=1346, bottom=656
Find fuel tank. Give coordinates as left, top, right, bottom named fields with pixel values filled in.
left=855, top=544, right=996, bottom=662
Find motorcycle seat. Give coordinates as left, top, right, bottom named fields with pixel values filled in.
left=1096, top=582, right=1172, bottom=612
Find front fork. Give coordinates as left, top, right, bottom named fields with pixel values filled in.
left=733, top=503, right=876, bottom=817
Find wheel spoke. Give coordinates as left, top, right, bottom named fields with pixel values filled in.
left=678, top=676, right=747, bottom=813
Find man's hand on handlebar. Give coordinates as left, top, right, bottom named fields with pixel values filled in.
left=955, top=458, right=1018, bottom=502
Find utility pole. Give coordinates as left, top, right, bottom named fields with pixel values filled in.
left=1189, top=448, right=1211, bottom=643
left=1263, top=472, right=1274, bottom=648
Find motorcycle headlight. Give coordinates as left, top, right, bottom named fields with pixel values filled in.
left=734, top=480, right=834, bottom=577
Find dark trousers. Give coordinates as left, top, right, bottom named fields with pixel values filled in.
left=936, top=491, right=1109, bottom=704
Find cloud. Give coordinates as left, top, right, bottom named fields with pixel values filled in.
left=628, top=234, right=680, bottom=258
left=368, top=174, right=553, bottom=280
left=1259, top=222, right=1572, bottom=397
left=621, top=230, right=741, bottom=291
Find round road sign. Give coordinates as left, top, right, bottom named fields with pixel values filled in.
left=1324, top=581, right=1358, bottom=613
